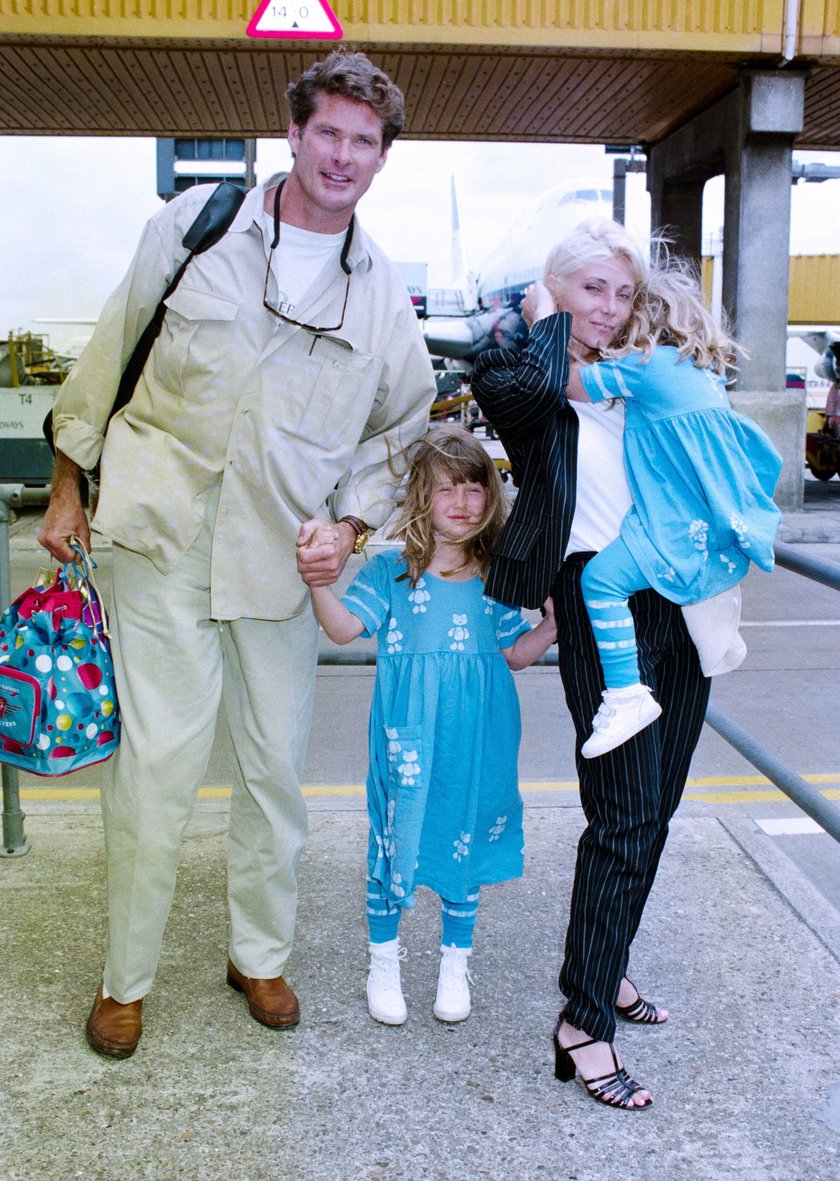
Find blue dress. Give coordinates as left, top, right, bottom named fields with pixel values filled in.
left=341, top=548, right=531, bottom=908
left=580, top=346, right=783, bottom=604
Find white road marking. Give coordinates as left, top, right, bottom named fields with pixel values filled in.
left=756, top=817, right=825, bottom=835
left=740, top=620, right=840, bottom=627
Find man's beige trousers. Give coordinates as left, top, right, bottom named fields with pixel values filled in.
left=100, top=498, right=319, bottom=1003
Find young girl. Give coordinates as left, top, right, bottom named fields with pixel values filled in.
left=309, top=425, right=556, bottom=1025
left=556, top=262, right=783, bottom=757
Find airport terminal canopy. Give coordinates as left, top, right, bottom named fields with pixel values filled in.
left=0, top=1, right=838, bottom=148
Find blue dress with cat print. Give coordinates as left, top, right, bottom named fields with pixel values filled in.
left=341, top=547, right=531, bottom=909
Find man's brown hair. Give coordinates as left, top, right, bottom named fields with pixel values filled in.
left=286, top=51, right=405, bottom=149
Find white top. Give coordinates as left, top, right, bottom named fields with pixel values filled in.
left=260, top=211, right=346, bottom=319
left=564, top=398, right=632, bottom=557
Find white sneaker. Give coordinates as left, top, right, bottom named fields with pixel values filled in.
left=367, top=939, right=408, bottom=1025
left=581, top=684, right=663, bottom=759
left=433, top=944, right=473, bottom=1023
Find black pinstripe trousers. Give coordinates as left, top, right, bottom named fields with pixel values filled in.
left=552, top=552, right=711, bottom=1043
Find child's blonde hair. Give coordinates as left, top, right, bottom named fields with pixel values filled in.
left=625, top=250, right=738, bottom=376
left=393, top=424, right=508, bottom=585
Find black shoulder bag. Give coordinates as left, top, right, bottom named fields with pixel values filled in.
left=43, top=180, right=248, bottom=498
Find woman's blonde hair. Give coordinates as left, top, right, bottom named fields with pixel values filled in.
left=393, top=424, right=509, bottom=585
left=543, top=218, right=650, bottom=353
left=631, top=253, right=738, bottom=375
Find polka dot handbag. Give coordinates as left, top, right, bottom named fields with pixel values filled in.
left=0, top=538, right=119, bottom=775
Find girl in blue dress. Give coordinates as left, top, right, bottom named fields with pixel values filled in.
left=553, top=263, right=783, bottom=757
left=310, top=425, right=556, bottom=1026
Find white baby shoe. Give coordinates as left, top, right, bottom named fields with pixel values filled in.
left=581, top=684, right=663, bottom=759
left=433, top=944, right=473, bottom=1023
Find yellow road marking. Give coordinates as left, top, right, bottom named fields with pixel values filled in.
left=685, top=788, right=840, bottom=804
left=18, top=775, right=840, bottom=804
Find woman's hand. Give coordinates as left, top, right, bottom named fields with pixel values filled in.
left=540, top=595, right=557, bottom=634
left=521, top=280, right=557, bottom=328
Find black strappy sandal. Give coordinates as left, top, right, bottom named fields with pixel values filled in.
left=615, top=980, right=668, bottom=1025
left=553, top=1021, right=653, bottom=1110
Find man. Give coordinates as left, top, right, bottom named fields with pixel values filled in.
left=38, top=51, right=435, bottom=1058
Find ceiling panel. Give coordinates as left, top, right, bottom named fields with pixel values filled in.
left=0, top=40, right=837, bottom=149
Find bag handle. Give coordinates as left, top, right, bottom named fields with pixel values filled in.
left=66, top=535, right=111, bottom=639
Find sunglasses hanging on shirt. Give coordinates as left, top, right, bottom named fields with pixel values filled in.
left=262, top=178, right=354, bottom=334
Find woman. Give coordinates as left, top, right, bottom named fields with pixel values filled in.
left=471, top=219, right=711, bottom=1110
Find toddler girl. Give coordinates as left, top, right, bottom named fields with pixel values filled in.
left=567, top=263, right=783, bottom=757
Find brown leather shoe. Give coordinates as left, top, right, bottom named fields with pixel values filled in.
left=226, top=959, right=300, bottom=1028
left=86, top=985, right=143, bottom=1058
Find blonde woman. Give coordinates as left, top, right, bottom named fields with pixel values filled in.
left=556, top=262, right=783, bottom=757
left=471, top=220, right=728, bottom=1110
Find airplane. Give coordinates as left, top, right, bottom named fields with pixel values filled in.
left=421, top=176, right=840, bottom=389
left=421, top=177, right=615, bottom=366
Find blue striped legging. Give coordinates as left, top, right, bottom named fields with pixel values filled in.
left=366, top=878, right=479, bottom=949
left=580, top=536, right=658, bottom=689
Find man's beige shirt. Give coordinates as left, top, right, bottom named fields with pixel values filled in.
left=52, top=175, right=435, bottom=620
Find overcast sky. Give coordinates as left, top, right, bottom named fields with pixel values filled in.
left=1, top=136, right=838, bottom=352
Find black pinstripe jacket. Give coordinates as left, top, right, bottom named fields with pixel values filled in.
left=471, top=312, right=577, bottom=611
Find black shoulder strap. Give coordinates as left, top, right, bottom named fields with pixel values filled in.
left=44, top=182, right=248, bottom=457
left=181, top=181, right=248, bottom=254
left=111, top=181, right=248, bottom=420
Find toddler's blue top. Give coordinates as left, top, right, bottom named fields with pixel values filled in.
left=580, top=346, right=783, bottom=603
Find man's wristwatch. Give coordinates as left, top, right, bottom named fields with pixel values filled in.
left=338, top=515, right=370, bottom=554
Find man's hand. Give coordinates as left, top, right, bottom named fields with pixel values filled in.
left=37, top=451, right=91, bottom=562
left=297, top=517, right=356, bottom=588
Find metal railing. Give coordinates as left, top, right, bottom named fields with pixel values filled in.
left=2, top=499, right=838, bottom=855
left=723, top=540, right=840, bottom=844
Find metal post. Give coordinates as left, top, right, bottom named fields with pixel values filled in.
left=0, top=483, right=31, bottom=857
left=612, top=158, right=627, bottom=225
left=704, top=703, right=840, bottom=843
left=774, top=540, right=840, bottom=591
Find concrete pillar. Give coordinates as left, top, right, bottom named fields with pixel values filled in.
left=722, top=72, right=806, bottom=510
left=646, top=70, right=807, bottom=511
left=648, top=177, right=705, bottom=262
left=721, top=73, right=803, bottom=390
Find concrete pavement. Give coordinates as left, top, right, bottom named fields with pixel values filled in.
left=2, top=800, right=839, bottom=1180
left=2, top=480, right=840, bottom=1181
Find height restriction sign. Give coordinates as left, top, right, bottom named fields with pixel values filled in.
left=246, top=0, right=342, bottom=38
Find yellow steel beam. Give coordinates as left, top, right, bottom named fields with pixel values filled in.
left=0, top=0, right=799, bottom=52
left=704, top=254, right=840, bottom=325
left=788, top=254, right=840, bottom=325
left=800, top=0, right=840, bottom=57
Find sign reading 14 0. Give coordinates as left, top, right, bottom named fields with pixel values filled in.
left=246, top=0, right=342, bottom=38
